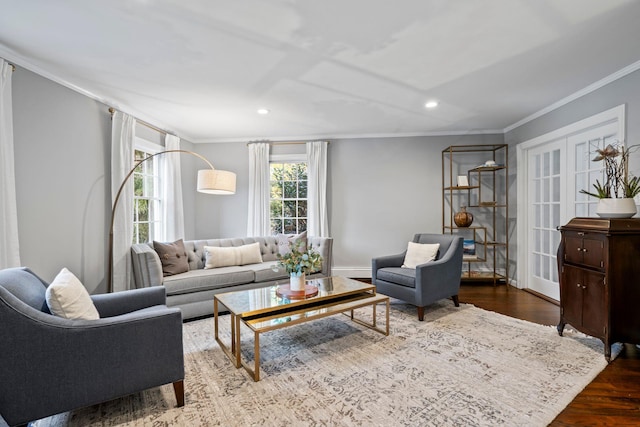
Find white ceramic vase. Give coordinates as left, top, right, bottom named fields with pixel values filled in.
left=596, top=198, right=637, bottom=218
left=290, top=272, right=306, bottom=291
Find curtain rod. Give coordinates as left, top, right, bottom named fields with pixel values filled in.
left=108, top=107, right=172, bottom=136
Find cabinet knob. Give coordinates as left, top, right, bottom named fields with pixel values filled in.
left=576, top=283, right=581, bottom=287
left=576, top=247, right=582, bottom=252
left=583, top=248, right=588, bottom=253
left=582, top=285, right=587, bottom=289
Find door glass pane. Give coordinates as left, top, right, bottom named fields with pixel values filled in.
left=552, top=149, right=560, bottom=175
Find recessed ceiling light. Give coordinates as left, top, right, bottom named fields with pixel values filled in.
left=257, top=108, right=270, bottom=115
left=425, top=101, right=438, bottom=109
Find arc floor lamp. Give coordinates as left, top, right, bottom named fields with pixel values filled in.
left=108, top=149, right=236, bottom=293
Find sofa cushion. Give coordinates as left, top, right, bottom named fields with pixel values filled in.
left=204, top=242, right=263, bottom=269
left=154, top=239, right=189, bottom=276
left=376, top=267, right=416, bottom=288
left=246, top=261, right=290, bottom=283
left=402, top=242, right=440, bottom=268
left=45, top=268, right=100, bottom=320
left=163, top=267, right=256, bottom=296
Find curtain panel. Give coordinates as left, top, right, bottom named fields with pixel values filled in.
left=0, top=59, right=20, bottom=269
left=111, top=111, right=136, bottom=292
left=247, top=142, right=271, bottom=236
left=160, top=134, right=185, bottom=242
left=307, top=140, right=329, bottom=237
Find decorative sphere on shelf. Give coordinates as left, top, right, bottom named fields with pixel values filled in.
left=454, top=206, right=474, bottom=227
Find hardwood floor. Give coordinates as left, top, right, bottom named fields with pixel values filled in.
left=458, top=284, right=640, bottom=426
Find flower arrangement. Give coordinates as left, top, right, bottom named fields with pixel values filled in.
left=277, top=240, right=322, bottom=277
left=580, top=143, right=640, bottom=199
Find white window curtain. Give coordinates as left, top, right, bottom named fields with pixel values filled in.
left=0, top=59, right=20, bottom=269
left=307, top=140, right=329, bottom=237
left=111, top=111, right=136, bottom=292
left=160, top=134, right=184, bottom=242
left=247, top=142, right=270, bottom=236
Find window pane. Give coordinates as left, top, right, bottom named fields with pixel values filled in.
left=298, top=219, right=307, bottom=233
left=297, top=163, right=308, bottom=180
left=270, top=200, right=282, bottom=218
left=271, top=219, right=282, bottom=234
left=284, top=219, right=296, bottom=234
left=139, top=223, right=149, bottom=243
left=283, top=200, right=296, bottom=217
left=299, top=180, right=307, bottom=198
left=552, top=149, right=560, bottom=175
left=137, top=199, right=149, bottom=221
left=298, top=200, right=307, bottom=217
left=284, top=181, right=297, bottom=198
left=283, top=164, right=297, bottom=181
left=271, top=181, right=283, bottom=198
left=134, top=175, right=143, bottom=196
left=144, top=176, right=154, bottom=197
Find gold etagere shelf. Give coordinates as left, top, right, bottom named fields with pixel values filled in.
left=441, top=144, right=509, bottom=285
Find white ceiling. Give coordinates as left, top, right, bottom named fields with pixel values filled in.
left=1, top=0, right=640, bottom=143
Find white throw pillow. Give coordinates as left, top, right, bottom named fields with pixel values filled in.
left=402, top=242, right=440, bottom=269
left=46, top=268, right=100, bottom=320
left=204, top=242, right=263, bottom=269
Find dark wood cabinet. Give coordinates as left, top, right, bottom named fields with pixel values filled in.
left=557, top=217, right=640, bottom=361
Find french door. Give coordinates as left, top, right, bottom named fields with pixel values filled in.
left=517, top=106, right=625, bottom=301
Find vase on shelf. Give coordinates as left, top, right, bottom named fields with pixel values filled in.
left=289, top=272, right=306, bottom=291
left=454, top=206, right=474, bottom=227
left=596, top=198, right=637, bottom=219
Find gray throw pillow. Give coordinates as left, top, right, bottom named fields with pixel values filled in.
left=154, top=239, right=189, bottom=276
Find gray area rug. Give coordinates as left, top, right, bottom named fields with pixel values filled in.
left=35, top=301, right=615, bottom=426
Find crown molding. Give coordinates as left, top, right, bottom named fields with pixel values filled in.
left=192, top=129, right=504, bottom=144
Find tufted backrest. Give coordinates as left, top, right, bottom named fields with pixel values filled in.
left=183, top=237, right=282, bottom=270
left=0, top=267, right=51, bottom=313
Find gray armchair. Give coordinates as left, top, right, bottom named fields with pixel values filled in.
left=372, top=233, right=464, bottom=321
left=0, top=267, right=184, bottom=427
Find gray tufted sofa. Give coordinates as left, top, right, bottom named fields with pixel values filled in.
left=131, top=236, right=333, bottom=320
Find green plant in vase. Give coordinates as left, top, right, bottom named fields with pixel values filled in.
left=277, top=240, right=322, bottom=290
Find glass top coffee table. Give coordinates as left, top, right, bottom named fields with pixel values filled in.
left=214, top=276, right=389, bottom=381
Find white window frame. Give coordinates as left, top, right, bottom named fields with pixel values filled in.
left=269, top=153, right=308, bottom=235
left=132, top=137, right=163, bottom=244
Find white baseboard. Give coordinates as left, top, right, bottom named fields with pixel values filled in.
left=331, top=267, right=371, bottom=278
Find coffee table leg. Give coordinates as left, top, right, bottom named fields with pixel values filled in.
left=214, top=299, right=219, bottom=340
left=373, top=303, right=377, bottom=328
left=235, top=315, right=242, bottom=368
left=254, top=330, right=260, bottom=382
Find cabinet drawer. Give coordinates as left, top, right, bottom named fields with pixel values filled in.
left=563, top=232, right=605, bottom=270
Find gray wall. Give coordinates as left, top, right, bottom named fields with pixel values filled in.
left=12, top=67, right=111, bottom=293
left=189, top=134, right=504, bottom=276
left=10, top=67, right=199, bottom=293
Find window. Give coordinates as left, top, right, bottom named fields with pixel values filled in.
left=270, top=161, right=307, bottom=234
left=132, top=144, right=162, bottom=244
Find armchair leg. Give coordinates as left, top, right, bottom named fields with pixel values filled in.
left=417, top=306, right=425, bottom=321
left=452, top=295, right=460, bottom=307
left=173, top=380, right=185, bottom=407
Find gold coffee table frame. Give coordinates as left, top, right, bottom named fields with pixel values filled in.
left=214, top=277, right=390, bottom=381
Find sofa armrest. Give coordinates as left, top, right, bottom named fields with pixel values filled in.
left=131, top=243, right=164, bottom=288
left=91, top=287, right=167, bottom=318
left=308, top=236, right=333, bottom=276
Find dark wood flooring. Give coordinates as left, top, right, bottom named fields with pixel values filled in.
left=458, top=284, right=640, bottom=426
